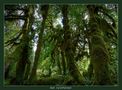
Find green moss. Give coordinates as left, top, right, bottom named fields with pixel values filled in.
left=90, top=34, right=111, bottom=84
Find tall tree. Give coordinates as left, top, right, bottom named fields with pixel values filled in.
left=61, top=5, right=82, bottom=84
left=29, top=5, right=49, bottom=82
left=87, top=5, right=112, bottom=85
left=15, top=5, right=34, bottom=84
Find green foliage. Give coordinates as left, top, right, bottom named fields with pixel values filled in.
left=4, top=4, right=118, bottom=85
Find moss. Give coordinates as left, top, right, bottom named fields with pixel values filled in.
left=90, top=35, right=111, bottom=85
left=65, top=50, right=82, bottom=84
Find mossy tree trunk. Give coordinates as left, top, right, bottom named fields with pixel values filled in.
left=61, top=5, right=82, bottom=84
left=56, top=50, right=62, bottom=75
left=15, top=5, right=34, bottom=84
left=29, top=5, right=49, bottom=82
left=87, top=5, right=112, bottom=85
left=61, top=51, right=66, bottom=75
left=87, top=62, right=93, bottom=80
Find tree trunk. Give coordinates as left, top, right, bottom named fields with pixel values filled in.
left=87, top=62, right=93, bottom=80
left=61, top=51, right=66, bottom=75
left=87, top=5, right=112, bottom=85
left=24, top=61, right=31, bottom=80
left=29, top=5, right=49, bottom=82
left=15, top=5, right=34, bottom=84
left=56, top=53, right=62, bottom=75
left=61, top=5, right=82, bottom=84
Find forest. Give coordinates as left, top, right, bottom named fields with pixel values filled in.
left=4, top=4, right=118, bottom=85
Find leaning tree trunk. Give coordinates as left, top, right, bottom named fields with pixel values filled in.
left=87, top=5, right=112, bottom=85
left=61, top=5, right=82, bottom=84
left=29, top=5, right=49, bottom=82
left=15, top=5, right=34, bottom=85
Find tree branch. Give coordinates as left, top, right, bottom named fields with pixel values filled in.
left=5, top=15, right=26, bottom=20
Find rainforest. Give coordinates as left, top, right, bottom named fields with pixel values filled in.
left=4, top=4, right=118, bottom=85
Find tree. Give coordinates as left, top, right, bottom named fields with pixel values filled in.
left=61, top=5, right=82, bottom=84
left=87, top=5, right=113, bottom=85
left=29, top=5, right=49, bottom=82
left=15, top=5, right=34, bottom=84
